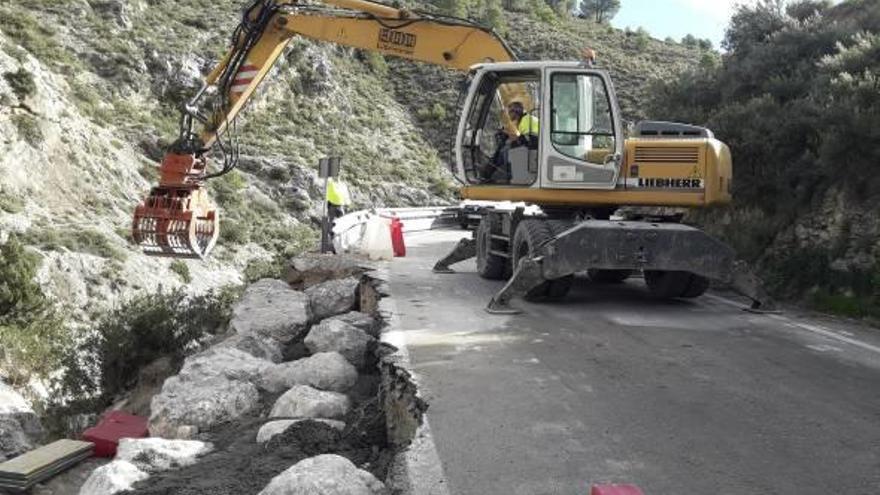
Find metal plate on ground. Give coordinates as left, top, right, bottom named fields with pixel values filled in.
left=0, top=440, right=94, bottom=492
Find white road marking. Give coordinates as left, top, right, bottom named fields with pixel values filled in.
left=704, top=294, right=880, bottom=356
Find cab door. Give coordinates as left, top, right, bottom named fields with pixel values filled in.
left=540, top=68, right=623, bottom=190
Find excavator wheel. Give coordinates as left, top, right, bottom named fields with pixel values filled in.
left=644, top=270, right=709, bottom=299
left=512, top=219, right=573, bottom=301
left=132, top=185, right=219, bottom=259
left=587, top=269, right=632, bottom=284
left=476, top=215, right=508, bottom=280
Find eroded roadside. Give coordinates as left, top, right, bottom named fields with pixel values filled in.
left=49, top=253, right=429, bottom=495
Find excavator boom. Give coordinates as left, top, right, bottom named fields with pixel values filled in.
left=133, top=0, right=517, bottom=258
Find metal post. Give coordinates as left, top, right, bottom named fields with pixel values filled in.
left=318, top=157, right=341, bottom=254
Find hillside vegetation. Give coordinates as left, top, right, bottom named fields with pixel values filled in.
left=650, top=0, right=880, bottom=317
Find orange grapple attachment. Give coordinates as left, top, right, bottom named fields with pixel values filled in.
left=132, top=153, right=219, bottom=259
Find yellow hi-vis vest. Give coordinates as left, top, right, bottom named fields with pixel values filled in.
left=518, top=114, right=539, bottom=136
left=326, top=178, right=351, bottom=206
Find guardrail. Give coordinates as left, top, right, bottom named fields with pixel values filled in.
left=331, top=205, right=463, bottom=254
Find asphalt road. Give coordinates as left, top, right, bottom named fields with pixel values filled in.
left=387, top=230, right=880, bottom=495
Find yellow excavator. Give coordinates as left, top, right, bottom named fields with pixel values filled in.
left=132, top=0, right=772, bottom=312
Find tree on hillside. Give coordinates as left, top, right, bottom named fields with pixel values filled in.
left=578, top=0, right=621, bottom=23
left=649, top=0, right=880, bottom=306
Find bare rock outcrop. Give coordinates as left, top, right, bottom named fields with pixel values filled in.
left=230, top=279, right=312, bottom=343
left=285, top=254, right=368, bottom=289
left=0, top=381, right=44, bottom=462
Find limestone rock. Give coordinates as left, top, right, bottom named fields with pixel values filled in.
left=269, top=385, right=350, bottom=420
left=0, top=382, right=44, bottom=462
left=327, top=311, right=380, bottom=338
left=116, top=438, right=212, bottom=472
left=177, top=346, right=273, bottom=384
left=78, top=460, right=148, bottom=495
left=257, top=454, right=388, bottom=495
left=219, top=332, right=284, bottom=363
left=304, top=319, right=374, bottom=368
left=285, top=253, right=368, bottom=289
left=121, top=357, right=175, bottom=418
left=305, top=277, right=361, bottom=321
left=149, top=375, right=260, bottom=439
left=230, top=279, right=311, bottom=343
left=261, top=352, right=357, bottom=393
left=256, top=419, right=345, bottom=444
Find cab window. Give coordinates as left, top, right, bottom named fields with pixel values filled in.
left=550, top=73, right=615, bottom=165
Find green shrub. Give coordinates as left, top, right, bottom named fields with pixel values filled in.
left=0, top=191, right=24, bottom=214
left=3, top=69, right=36, bottom=100
left=0, top=235, right=44, bottom=319
left=0, top=8, right=75, bottom=67
left=0, top=235, right=70, bottom=387
left=364, top=51, right=389, bottom=76
left=56, top=286, right=242, bottom=404
left=12, top=114, right=43, bottom=147
left=418, top=102, right=448, bottom=122
left=169, top=260, right=192, bottom=283
left=243, top=256, right=286, bottom=283
left=23, top=228, right=126, bottom=261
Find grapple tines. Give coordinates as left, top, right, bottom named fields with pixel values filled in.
left=132, top=185, right=218, bottom=259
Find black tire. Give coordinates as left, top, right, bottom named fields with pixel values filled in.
left=587, top=269, right=632, bottom=284
left=476, top=217, right=507, bottom=280
left=645, top=271, right=709, bottom=299
left=680, top=274, right=710, bottom=298
left=512, top=219, right=573, bottom=301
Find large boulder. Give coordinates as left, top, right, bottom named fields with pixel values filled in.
left=78, top=460, right=148, bottom=495
left=116, top=438, right=212, bottom=472
left=260, top=352, right=358, bottom=393
left=326, top=311, right=380, bottom=338
left=269, top=385, right=350, bottom=420
left=258, top=454, right=388, bottom=495
left=0, top=382, right=44, bottom=462
left=177, top=347, right=272, bottom=384
left=304, top=319, right=374, bottom=368
left=256, top=419, right=345, bottom=444
left=77, top=438, right=211, bottom=495
left=285, top=254, right=368, bottom=289
left=305, top=277, right=360, bottom=321
left=230, top=279, right=311, bottom=343
left=219, top=332, right=284, bottom=363
left=149, top=375, right=260, bottom=439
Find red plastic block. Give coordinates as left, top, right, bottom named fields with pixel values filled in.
left=591, top=484, right=645, bottom=495
left=82, top=411, right=149, bottom=457
left=390, top=217, right=406, bottom=257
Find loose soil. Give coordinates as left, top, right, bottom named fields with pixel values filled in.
left=126, top=373, right=393, bottom=495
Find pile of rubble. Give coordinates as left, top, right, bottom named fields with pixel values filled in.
left=45, top=253, right=422, bottom=495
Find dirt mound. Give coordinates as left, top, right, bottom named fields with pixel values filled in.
left=128, top=373, right=391, bottom=495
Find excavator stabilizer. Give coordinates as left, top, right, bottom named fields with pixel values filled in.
left=132, top=153, right=219, bottom=259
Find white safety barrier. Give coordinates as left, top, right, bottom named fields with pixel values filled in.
left=331, top=205, right=461, bottom=256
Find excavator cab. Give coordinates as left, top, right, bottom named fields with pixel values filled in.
left=455, top=62, right=624, bottom=190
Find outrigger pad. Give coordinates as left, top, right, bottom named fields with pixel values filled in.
left=432, top=237, right=477, bottom=274
left=485, top=256, right=545, bottom=315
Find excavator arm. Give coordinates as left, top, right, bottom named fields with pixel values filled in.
left=132, top=0, right=517, bottom=258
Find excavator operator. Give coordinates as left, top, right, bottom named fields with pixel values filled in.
left=507, top=101, right=539, bottom=148
left=486, top=101, right=539, bottom=183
